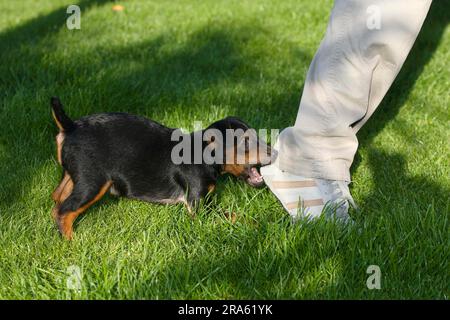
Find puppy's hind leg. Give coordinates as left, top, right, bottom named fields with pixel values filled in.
left=183, top=184, right=216, bottom=218
left=52, top=171, right=72, bottom=203
left=51, top=172, right=74, bottom=221
left=55, top=180, right=112, bottom=240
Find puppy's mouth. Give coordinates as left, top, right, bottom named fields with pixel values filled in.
left=244, top=166, right=264, bottom=187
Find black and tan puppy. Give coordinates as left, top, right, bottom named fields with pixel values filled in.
left=50, top=97, right=274, bottom=239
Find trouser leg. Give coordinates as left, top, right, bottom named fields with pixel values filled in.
left=277, top=0, right=432, bottom=181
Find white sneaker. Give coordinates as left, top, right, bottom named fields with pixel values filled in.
left=260, top=164, right=355, bottom=223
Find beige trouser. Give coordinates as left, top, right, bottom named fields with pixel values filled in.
left=276, top=0, right=432, bottom=182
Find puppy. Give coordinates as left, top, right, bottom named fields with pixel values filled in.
left=50, top=97, right=275, bottom=239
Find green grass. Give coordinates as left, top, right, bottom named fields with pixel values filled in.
left=0, top=0, right=448, bottom=299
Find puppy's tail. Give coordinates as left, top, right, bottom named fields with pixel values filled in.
left=50, top=97, right=76, bottom=132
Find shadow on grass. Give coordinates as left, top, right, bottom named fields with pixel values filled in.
left=353, top=0, right=448, bottom=168
left=139, top=148, right=448, bottom=299
left=334, top=150, right=448, bottom=299
left=327, top=1, right=449, bottom=299
left=0, top=0, right=112, bottom=92
left=132, top=217, right=348, bottom=299
left=0, top=0, right=113, bottom=207
left=47, top=27, right=258, bottom=115
left=350, top=0, right=449, bottom=230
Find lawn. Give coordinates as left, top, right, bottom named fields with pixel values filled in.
left=0, top=0, right=448, bottom=299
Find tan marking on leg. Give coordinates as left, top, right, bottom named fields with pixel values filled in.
left=207, top=184, right=216, bottom=193
left=56, top=132, right=65, bottom=165
left=57, top=181, right=112, bottom=240
left=52, top=172, right=72, bottom=202
left=272, top=180, right=316, bottom=188
left=52, top=173, right=74, bottom=221
left=286, top=199, right=324, bottom=210
left=180, top=198, right=195, bottom=218
left=224, top=211, right=237, bottom=224
left=58, top=178, right=74, bottom=203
